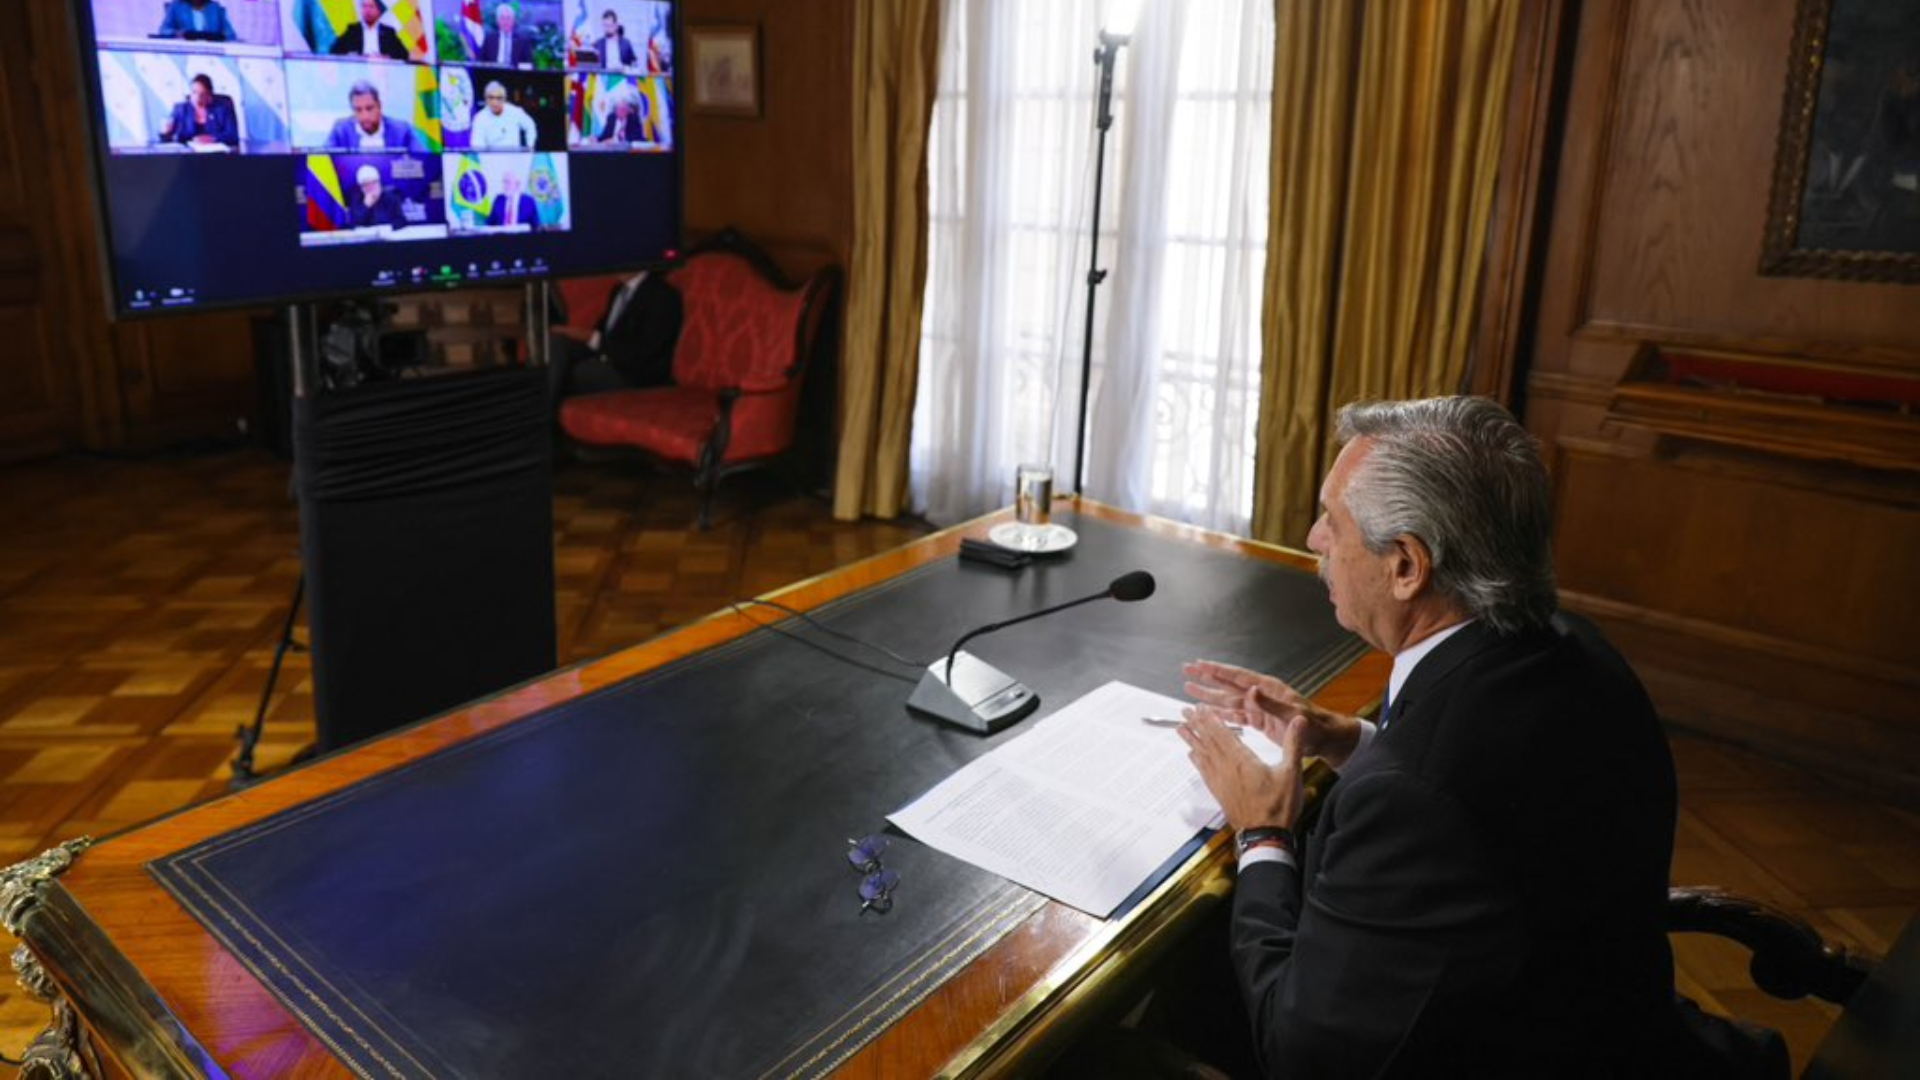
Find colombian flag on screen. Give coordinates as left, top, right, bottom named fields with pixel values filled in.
left=303, top=156, right=348, bottom=231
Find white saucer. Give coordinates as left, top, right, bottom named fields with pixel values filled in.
left=988, top=522, right=1078, bottom=554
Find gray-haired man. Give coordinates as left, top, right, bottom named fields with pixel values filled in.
left=1180, top=396, right=1699, bottom=1077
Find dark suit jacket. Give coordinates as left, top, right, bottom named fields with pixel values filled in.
left=164, top=96, right=239, bottom=149
left=477, top=28, right=534, bottom=67
left=330, top=22, right=410, bottom=60
left=1232, top=617, right=1682, bottom=1079
left=156, top=0, right=236, bottom=41
left=597, top=111, right=643, bottom=143
left=326, top=116, right=420, bottom=151
left=595, top=34, right=636, bottom=68
left=487, top=193, right=538, bottom=227
left=348, top=190, right=405, bottom=229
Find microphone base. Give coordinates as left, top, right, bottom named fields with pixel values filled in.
left=906, top=651, right=1039, bottom=735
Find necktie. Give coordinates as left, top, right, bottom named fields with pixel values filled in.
left=1379, top=690, right=1395, bottom=733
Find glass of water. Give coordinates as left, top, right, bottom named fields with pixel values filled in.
left=1015, top=463, right=1053, bottom=548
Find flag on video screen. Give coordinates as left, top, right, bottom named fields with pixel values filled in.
left=412, top=64, right=443, bottom=151
left=569, top=76, right=596, bottom=138
left=293, top=0, right=355, bottom=54
left=462, top=0, right=485, bottom=57
left=304, top=156, right=348, bottom=231
left=568, top=0, right=590, bottom=61
left=451, top=155, right=490, bottom=224
left=531, top=154, right=565, bottom=227
left=390, top=0, right=427, bottom=58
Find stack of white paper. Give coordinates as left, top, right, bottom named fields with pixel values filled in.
left=889, top=680, right=1285, bottom=916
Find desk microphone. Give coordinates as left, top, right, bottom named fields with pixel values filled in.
left=907, top=570, right=1156, bottom=735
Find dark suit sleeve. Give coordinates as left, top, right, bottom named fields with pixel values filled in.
left=1232, top=769, right=1525, bottom=1078
left=329, top=27, right=354, bottom=55
left=382, top=26, right=409, bottom=60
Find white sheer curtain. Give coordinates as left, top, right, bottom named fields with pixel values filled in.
left=913, top=0, right=1274, bottom=534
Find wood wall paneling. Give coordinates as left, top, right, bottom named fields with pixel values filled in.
left=1522, top=0, right=1920, bottom=800
left=0, top=3, right=80, bottom=460
left=680, top=0, right=855, bottom=280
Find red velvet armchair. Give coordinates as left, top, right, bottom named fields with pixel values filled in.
left=557, top=230, right=837, bottom=528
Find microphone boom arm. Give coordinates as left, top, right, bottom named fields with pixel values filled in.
left=946, top=591, right=1112, bottom=682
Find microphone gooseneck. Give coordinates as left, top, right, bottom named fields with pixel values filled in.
left=944, top=570, right=1156, bottom=682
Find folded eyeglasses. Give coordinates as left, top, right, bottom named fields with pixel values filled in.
left=846, top=835, right=901, bottom=915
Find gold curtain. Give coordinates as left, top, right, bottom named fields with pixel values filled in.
left=1251, top=0, right=1522, bottom=545
left=833, top=0, right=943, bottom=521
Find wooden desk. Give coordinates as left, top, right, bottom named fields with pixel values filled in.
left=5, top=500, right=1387, bottom=1078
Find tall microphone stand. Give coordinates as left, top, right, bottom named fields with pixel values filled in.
left=1071, top=29, right=1131, bottom=496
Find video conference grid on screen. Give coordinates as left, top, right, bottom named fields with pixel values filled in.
left=88, top=0, right=676, bottom=310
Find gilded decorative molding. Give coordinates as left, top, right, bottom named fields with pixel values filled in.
left=3, top=839, right=98, bottom=1079
left=1, top=838, right=94, bottom=937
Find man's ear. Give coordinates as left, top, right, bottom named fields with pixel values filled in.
left=1388, top=535, right=1433, bottom=601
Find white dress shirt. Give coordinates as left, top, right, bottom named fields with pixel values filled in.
left=470, top=104, right=538, bottom=149
left=360, top=20, right=382, bottom=57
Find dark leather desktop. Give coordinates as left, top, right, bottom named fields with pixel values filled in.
left=15, top=506, right=1379, bottom=1078
left=147, top=513, right=1361, bottom=1077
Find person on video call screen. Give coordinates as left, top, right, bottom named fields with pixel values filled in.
left=328, top=81, right=425, bottom=152
left=160, top=73, right=239, bottom=149
left=331, top=0, right=410, bottom=60
left=155, top=0, right=237, bottom=42
left=471, top=80, right=539, bottom=149
left=349, top=163, right=407, bottom=228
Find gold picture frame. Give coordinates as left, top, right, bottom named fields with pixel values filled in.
left=687, top=24, right=761, bottom=118
left=1760, top=0, right=1920, bottom=282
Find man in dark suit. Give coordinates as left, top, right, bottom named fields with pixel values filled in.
left=326, top=81, right=423, bottom=151
left=347, top=164, right=406, bottom=229
left=478, top=3, right=535, bottom=68
left=592, top=10, right=637, bottom=69
left=1180, top=396, right=1696, bottom=1078
left=160, top=75, right=239, bottom=149
left=486, top=170, right=538, bottom=228
left=155, top=0, right=237, bottom=41
left=595, top=89, right=648, bottom=145
left=329, top=0, right=410, bottom=60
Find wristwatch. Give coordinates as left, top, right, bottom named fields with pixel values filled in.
left=1236, top=825, right=1295, bottom=855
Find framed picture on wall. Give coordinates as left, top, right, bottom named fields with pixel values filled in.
left=687, top=24, right=761, bottom=118
left=1761, top=0, right=1920, bottom=282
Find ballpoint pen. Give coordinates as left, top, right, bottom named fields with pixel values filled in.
left=1141, top=716, right=1246, bottom=735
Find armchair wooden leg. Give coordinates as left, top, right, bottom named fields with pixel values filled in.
left=696, top=471, right=718, bottom=531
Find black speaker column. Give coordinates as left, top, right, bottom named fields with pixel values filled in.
left=289, top=295, right=556, bottom=752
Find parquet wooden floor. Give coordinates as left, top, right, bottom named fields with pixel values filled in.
left=0, top=447, right=1913, bottom=1074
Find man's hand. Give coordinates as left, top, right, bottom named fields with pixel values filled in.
left=1179, top=710, right=1305, bottom=832
left=1182, top=659, right=1364, bottom=769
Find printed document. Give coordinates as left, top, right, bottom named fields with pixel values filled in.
left=889, top=680, right=1285, bottom=916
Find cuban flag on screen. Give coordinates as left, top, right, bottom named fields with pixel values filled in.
left=462, top=0, right=485, bottom=58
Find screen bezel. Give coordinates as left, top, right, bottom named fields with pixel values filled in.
left=69, top=0, right=687, bottom=321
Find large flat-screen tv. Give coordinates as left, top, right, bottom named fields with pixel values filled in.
left=74, top=0, right=682, bottom=317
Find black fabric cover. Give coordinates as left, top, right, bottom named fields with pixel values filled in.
left=150, top=515, right=1362, bottom=1078
left=294, top=367, right=557, bottom=750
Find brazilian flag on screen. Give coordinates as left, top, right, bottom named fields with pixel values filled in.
left=450, top=155, right=490, bottom=226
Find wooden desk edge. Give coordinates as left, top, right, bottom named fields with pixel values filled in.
left=15, top=499, right=1378, bottom=1078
